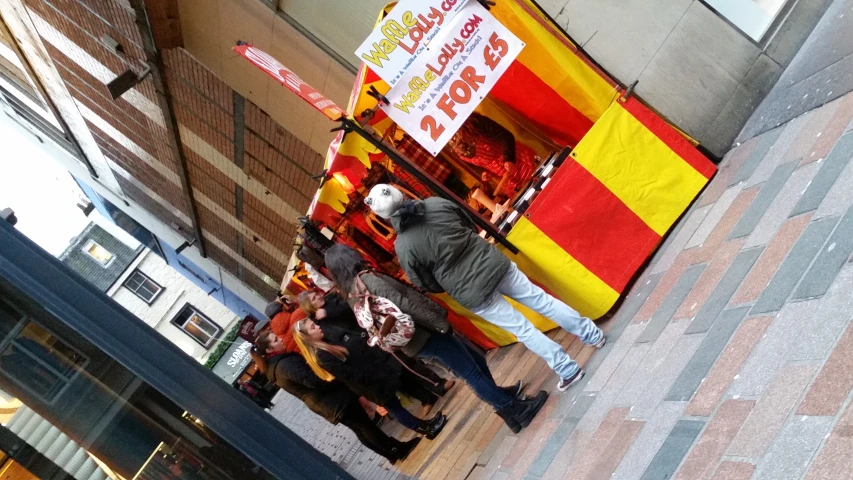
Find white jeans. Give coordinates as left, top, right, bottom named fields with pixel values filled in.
left=471, top=262, right=604, bottom=379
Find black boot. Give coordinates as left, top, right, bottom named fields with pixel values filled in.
left=415, top=411, right=447, bottom=440
left=500, top=380, right=524, bottom=399
left=497, top=390, right=548, bottom=433
left=390, top=437, right=421, bottom=464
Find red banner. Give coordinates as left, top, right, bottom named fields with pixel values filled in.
left=233, top=43, right=346, bottom=120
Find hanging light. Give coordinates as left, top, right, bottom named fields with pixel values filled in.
left=332, top=172, right=356, bottom=194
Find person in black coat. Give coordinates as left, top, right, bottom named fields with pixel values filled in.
left=252, top=327, right=418, bottom=463
left=293, top=318, right=447, bottom=440
left=299, top=289, right=456, bottom=408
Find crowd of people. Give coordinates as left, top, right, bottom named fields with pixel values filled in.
left=248, top=187, right=607, bottom=464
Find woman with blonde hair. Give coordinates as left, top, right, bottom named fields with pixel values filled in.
left=293, top=317, right=447, bottom=440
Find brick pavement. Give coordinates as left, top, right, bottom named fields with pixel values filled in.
left=268, top=92, right=853, bottom=479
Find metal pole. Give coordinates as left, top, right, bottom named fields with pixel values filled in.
left=342, top=118, right=520, bottom=255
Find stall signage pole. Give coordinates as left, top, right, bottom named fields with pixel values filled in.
left=379, top=1, right=524, bottom=155
left=233, top=42, right=346, bottom=121
left=355, top=0, right=470, bottom=87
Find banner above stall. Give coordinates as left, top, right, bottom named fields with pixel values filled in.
left=381, top=1, right=525, bottom=155
left=355, top=0, right=470, bottom=86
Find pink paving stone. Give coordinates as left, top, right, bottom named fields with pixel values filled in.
left=711, top=461, right=755, bottom=480
left=699, top=138, right=758, bottom=207
left=586, top=419, right=645, bottom=480
left=804, top=396, right=853, bottom=480
left=786, top=99, right=842, bottom=163
left=675, top=240, right=746, bottom=319
left=731, top=214, right=812, bottom=304
left=727, top=363, right=818, bottom=459
left=540, top=429, right=592, bottom=480
left=564, top=407, right=629, bottom=479
left=674, top=400, right=755, bottom=480
left=508, top=418, right=562, bottom=480
left=797, top=321, right=853, bottom=416
left=703, top=186, right=761, bottom=247
left=803, top=93, right=853, bottom=166
left=685, top=316, right=772, bottom=416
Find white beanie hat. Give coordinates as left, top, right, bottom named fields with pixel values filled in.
left=365, top=184, right=405, bottom=219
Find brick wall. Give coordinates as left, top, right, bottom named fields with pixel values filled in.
left=25, top=0, right=330, bottom=303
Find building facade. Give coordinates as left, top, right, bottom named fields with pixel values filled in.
left=60, top=223, right=241, bottom=363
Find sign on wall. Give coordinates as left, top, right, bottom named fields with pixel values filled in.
left=212, top=340, right=253, bottom=384
left=379, top=1, right=524, bottom=155
left=354, top=0, right=470, bottom=87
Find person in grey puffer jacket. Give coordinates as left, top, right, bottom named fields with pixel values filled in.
left=324, top=244, right=544, bottom=433
left=364, top=184, right=606, bottom=393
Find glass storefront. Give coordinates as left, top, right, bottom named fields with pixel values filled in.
left=0, top=280, right=275, bottom=479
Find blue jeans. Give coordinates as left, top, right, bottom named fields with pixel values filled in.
left=418, top=334, right=513, bottom=410
left=383, top=396, right=421, bottom=431
left=471, top=262, right=604, bottom=379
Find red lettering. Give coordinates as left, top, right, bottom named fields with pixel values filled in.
left=436, top=93, right=457, bottom=120
left=421, top=115, right=446, bottom=141
left=460, top=66, right=486, bottom=92
left=484, top=32, right=509, bottom=71
left=449, top=78, right=472, bottom=105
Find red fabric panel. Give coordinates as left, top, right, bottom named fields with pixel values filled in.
left=310, top=203, right=343, bottom=227
left=621, top=97, right=717, bottom=179
left=489, top=61, right=594, bottom=147
left=525, top=161, right=662, bottom=292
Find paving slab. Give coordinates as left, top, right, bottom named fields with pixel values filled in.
left=685, top=248, right=763, bottom=334
left=687, top=187, right=742, bottom=249
left=637, top=264, right=705, bottom=344
left=667, top=306, right=751, bottom=402
left=744, top=161, right=820, bottom=248
left=754, top=416, right=834, bottom=480
left=639, top=420, right=705, bottom=480
left=790, top=131, right=853, bottom=216
left=729, top=160, right=799, bottom=239
left=793, top=203, right=853, bottom=300
left=632, top=333, right=705, bottom=419
left=653, top=206, right=712, bottom=275
left=751, top=216, right=837, bottom=314
left=525, top=393, right=595, bottom=477
left=730, top=127, right=785, bottom=186
left=612, top=402, right=687, bottom=480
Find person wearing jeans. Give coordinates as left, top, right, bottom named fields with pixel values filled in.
left=471, top=262, right=604, bottom=386
left=324, top=244, right=547, bottom=433
left=364, top=184, right=605, bottom=392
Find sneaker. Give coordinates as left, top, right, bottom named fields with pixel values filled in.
left=557, top=369, right=585, bottom=392
left=593, top=335, right=606, bottom=349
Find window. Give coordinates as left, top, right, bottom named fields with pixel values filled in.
left=82, top=240, right=114, bottom=267
left=703, top=0, right=791, bottom=41
left=123, top=270, right=163, bottom=304
left=170, top=305, right=221, bottom=348
left=0, top=298, right=87, bottom=404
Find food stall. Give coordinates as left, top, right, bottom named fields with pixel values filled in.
left=236, top=0, right=716, bottom=349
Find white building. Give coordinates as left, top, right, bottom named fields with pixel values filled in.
left=60, top=222, right=241, bottom=364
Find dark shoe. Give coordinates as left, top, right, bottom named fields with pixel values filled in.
left=512, top=390, right=548, bottom=430
left=393, top=437, right=421, bottom=462
left=496, top=407, right=522, bottom=434
left=500, top=380, right=524, bottom=399
left=415, top=411, right=447, bottom=440
left=557, top=369, right=585, bottom=392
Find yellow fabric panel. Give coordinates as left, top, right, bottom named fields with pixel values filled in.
left=316, top=177, right=350, bottom=213
left=572, top=102, right=710, bottom=236
left=500, top=217, right=619, bottom=319
left=490, top=0, right=616, bottom=123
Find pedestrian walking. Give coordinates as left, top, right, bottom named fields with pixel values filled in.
left=324, top=244, right=546, bottom=433
left=364, top=185, right=606, bottom=392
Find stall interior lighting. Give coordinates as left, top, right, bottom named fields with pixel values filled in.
left=332, top=172, right=356, bottom=194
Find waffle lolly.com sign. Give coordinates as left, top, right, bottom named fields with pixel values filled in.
left=379, top=1, right=524, bottom=155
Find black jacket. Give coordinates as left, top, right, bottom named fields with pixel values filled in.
left=390, top=197, right=511, bottom=308
left=320, top=292, right=360, bottom=331
left=316, top=324, right=403, bottom=405
left=265, top=351, right=354, bottom=424
left=354, top=270, right=451, bottom=356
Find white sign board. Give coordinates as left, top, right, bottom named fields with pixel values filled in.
left=355, top=0, right=470, bottom=87
left=380, top=1, right=524, bottom=156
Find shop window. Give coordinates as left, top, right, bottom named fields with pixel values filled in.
left=170, top=305, right=221, bottom=348
left=124, top=270, right=163, bottom=304
left=0, top=300, right=86, bottom=404
left=82, top=239, right=114, bottom=267
left=703, top=0, right=791, bottom=41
